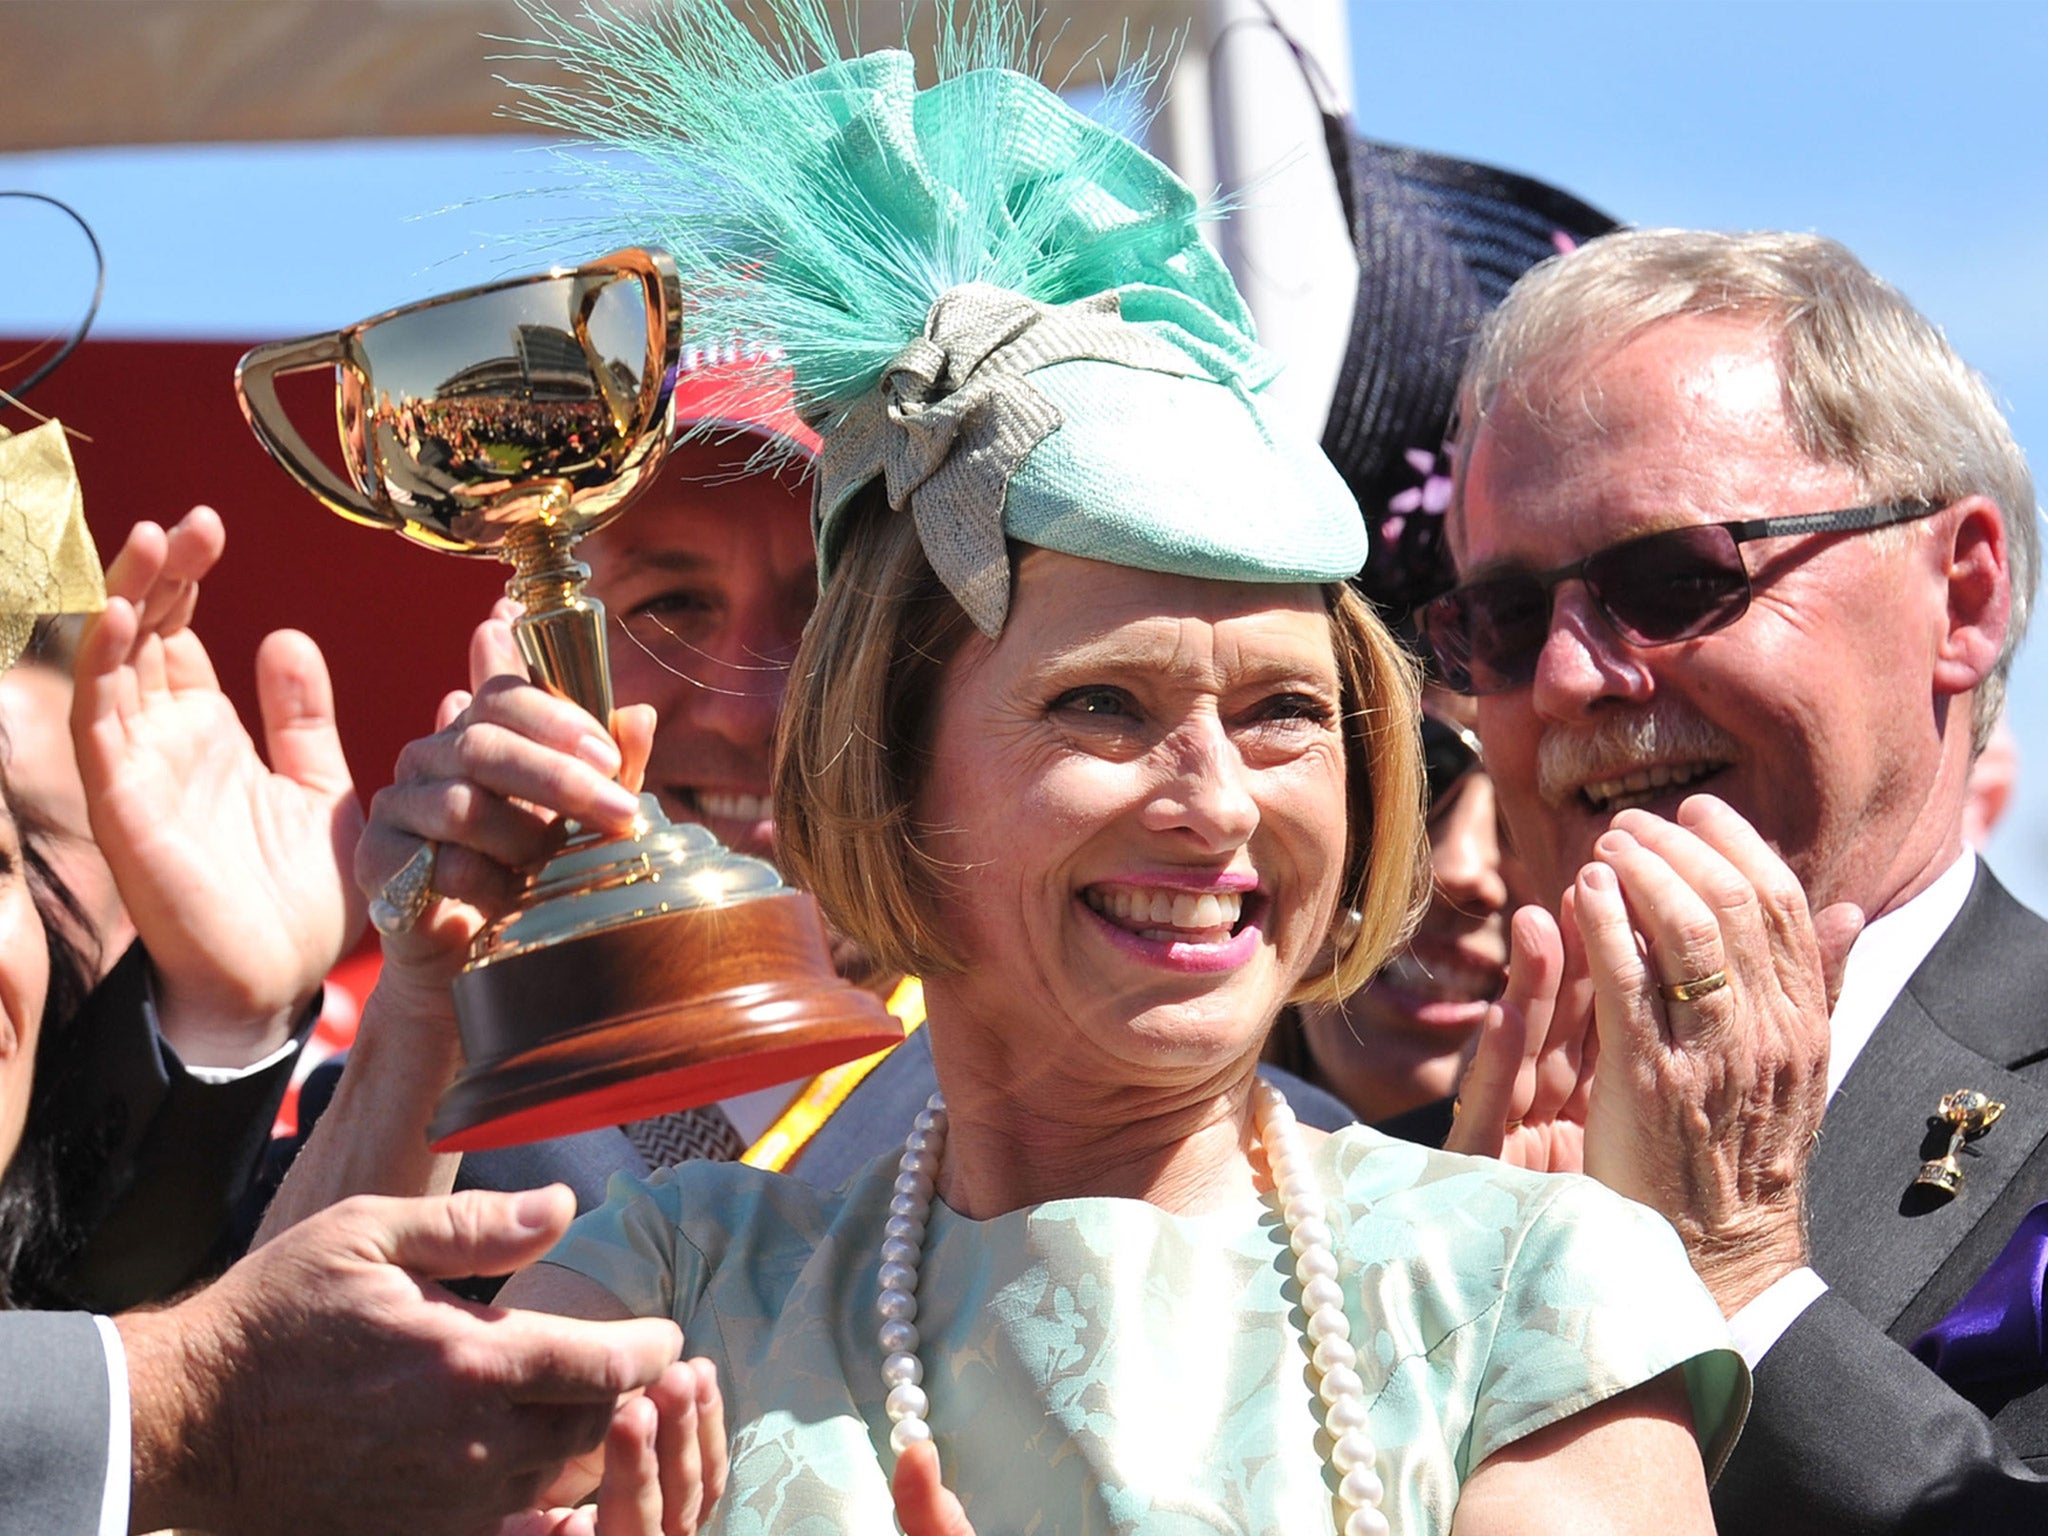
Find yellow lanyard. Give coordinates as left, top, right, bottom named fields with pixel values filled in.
left=740, top=977, right=926, bottom=1171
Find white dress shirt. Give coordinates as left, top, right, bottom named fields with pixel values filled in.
left=92, top=1315, right=130, bottom=1536
left=1726, top=850, right=1978, bottom=1366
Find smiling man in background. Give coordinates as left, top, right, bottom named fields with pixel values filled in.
left=587, top=373, right=817, bottom=868
left=1431, top=228, right=2048, bottom=1527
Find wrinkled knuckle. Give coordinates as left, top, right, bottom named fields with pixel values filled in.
left=441, top=1189, right=492, bottom=1254
left=449, top=722, right=510, bottom=779
left=471, top=673, right=532, bottom=709
left=1697, top=865, right=1752, bottom=915
left=392, top=733, right=447, bottom=785
left=1758, top=870, right=1809, bottom=923
left=440, top=1336, right=499, bottom=1397
left=1672, top=915, right=1723, bottom=965
left=435, top=780, right=493, bottom=841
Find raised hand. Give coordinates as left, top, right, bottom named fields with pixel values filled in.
left=1572, top=794, right=1861, bottom=1313
left=69, top=506, right=366, bottom=1065
left=1445, top=894, right=1596, bottom=1174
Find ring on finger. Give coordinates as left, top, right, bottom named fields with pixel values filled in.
left=369, top=840, right=441, bottom=935
left=1658, top=968, right=1731, bottom=1004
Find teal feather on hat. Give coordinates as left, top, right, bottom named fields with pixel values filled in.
left=510, top=0, right=1366, bottom=632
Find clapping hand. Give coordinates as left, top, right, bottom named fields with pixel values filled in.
left=1445, top=893, right=1596, bottom=1174
left=70, top=506, right=366, bottom=1066
left=1574, top=796, right=1860, bottom=1308
left=1450, top=794, right=1862, bottom=1312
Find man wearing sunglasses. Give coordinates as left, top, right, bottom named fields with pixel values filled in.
left=1435, top=228, right=2047, bottom=1528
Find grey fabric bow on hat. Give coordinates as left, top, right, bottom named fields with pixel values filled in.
left=815, top=282, right=1199, bottom=635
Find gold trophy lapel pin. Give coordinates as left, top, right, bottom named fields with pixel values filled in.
left=1914, top=1089, right=2008, bottom=1199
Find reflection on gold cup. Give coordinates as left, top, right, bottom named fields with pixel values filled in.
left=236, top=249, right=901, bottom=1151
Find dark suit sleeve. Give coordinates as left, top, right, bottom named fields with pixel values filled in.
left=0, top=1311, right=114, bottom=1536
left=49, top=941, right=315, bottom=1311
left=1712, top=1290, right=2048, bottom=1535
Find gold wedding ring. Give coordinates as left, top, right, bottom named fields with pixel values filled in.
left=1658, top=969, right=1731, bottom=1003
left=369, top=840, right=441, bottom=935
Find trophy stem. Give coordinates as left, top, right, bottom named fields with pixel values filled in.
left=506, top=518, right=613, bottom=728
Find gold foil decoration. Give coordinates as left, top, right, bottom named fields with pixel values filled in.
left=0, top=418, right=106, bottom=668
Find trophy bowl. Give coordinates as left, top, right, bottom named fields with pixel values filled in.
left=235, top=249, right=903, bottom=1151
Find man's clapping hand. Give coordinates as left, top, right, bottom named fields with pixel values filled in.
left=1449, top=794, right=1862, bottom=1312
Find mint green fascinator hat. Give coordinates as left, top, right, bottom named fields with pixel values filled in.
left=517, top=1, right=1365, bottom=635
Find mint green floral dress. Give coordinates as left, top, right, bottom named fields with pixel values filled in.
left=545, top=1125, right=1746, bottom=1534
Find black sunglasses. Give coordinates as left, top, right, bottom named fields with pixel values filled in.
left=1418, top=501, right=1940, bottom=695
left=1422, top=712, right=1484, bottom=817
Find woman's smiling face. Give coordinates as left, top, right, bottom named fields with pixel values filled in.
left=915, top=550, right=1348, bottom=1078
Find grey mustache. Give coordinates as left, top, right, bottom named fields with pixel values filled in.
left=1536, top=709, right=1741, bottom=807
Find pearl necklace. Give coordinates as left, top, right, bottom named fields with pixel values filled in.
left=875, top=1082, right=1389, bottom=1534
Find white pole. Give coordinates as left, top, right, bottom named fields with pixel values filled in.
left=1182, top=0, right=1355, bottom=438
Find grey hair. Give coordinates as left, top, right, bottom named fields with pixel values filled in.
left=1452, top=228, right=2037, bottom=750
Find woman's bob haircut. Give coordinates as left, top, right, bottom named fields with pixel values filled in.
left=774, top=485, right=1430, bottom=1007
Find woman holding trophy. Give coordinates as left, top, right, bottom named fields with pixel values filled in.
left=258, top=4, right=1746, bottom=1531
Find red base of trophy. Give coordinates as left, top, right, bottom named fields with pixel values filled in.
left=430, top=890, right=904, bottom=1151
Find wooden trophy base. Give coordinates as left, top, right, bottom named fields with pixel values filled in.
left=430, top=889, right=905, bottom=1151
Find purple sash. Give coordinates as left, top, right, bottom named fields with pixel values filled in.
left=1910, top=1200, right=2048, bottom=1399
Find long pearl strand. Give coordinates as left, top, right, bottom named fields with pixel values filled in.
left=875, top=1084, right=1388, bottom=1533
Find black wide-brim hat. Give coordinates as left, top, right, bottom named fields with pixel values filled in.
left=1319, top=129, right=1619, bottom=627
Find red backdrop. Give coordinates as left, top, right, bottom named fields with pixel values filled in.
left=11, top=336, right=508, bottom=799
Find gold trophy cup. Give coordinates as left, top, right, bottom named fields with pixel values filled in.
left=235, top=249, right=901, bottom=1151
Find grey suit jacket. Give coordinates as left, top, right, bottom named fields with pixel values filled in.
left=1712, top=865, right=2048, bottom=1532
left=0, top=1310, right=111, bottom=1536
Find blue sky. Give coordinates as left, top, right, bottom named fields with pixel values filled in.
left=2, top=0, right=2045, bottom=900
